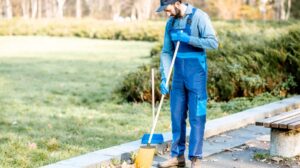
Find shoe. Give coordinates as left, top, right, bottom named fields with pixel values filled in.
left=191, top=157, right=201, bottom=168
left=157, top=155, right=185, bottom=168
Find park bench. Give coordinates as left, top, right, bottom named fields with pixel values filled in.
left=256, top=109, right=300, bottom=157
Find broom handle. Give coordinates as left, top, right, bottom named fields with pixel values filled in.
left=152, top=68, right=155, bottom=127
left=148, top=41, right=180, bottom=145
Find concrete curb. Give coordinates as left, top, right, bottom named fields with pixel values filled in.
left=42, top=96, right=300, bottom=168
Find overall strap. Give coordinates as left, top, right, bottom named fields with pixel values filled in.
left=170, top=7, right=197, bottom=31
left=169, top=7, right=204, bottom=53
left=185, top=7, right=197, bottom=35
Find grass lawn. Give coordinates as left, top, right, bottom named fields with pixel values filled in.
left=0, top=36, right=282, bottom=168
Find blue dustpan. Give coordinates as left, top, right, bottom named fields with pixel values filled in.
left=141, top=133, right=164, bottom=144
left=141, top=69, right=164, bottom=145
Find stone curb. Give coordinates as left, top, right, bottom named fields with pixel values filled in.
left=42, top=96, right=300, bottom=168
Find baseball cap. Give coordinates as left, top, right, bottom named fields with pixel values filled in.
left=156, top=0, right=178, bottom=12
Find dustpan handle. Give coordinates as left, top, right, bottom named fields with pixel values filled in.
left=148, top=41, right=180, bottom=145
left=152, top=68, right=155, bottom=127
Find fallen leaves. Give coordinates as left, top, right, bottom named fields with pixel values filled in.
left=271, top=156, right=283, bottom=164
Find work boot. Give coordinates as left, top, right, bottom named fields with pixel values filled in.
left=157, top=155, right=185, bottom=168
left=191, top=157, right=201, bottom=168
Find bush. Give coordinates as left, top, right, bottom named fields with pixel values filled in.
left=0, top=18, right=165, bottom=42
left=115, top=21, right=300, bottom=102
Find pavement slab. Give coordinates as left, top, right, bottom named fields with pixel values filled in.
left=153, top=124, right=272, bottom=168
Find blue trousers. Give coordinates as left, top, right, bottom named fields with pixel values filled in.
left=170, top=57, right=207, bottom=160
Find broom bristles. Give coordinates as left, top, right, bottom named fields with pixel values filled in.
left=134, top=146, right=156, bottom=168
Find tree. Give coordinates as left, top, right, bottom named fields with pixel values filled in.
left=56, top=0, right=66, bottom=18
left=4, top=0, right=12, bottom=18
left=128, top=0, right=153, bottom=20
left=21, top=0, right=30, bottom=19
left=38, top=0, right=42, bottom=18
left=109, top=0, right=122, bottom=20
left=45, top=0, right=56, bottom=18
left=76, top=0, right=81, bottom=18
left=207, top=0, right=243, bottom=20
left=0, top=0, right=3, bottom=18
left=274, top=0, right=292, bottom=20
left=31, top=0, right=38, bottom=18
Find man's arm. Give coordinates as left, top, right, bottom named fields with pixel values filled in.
left=188, top=12, right=218, bottom=49
left=160, top=19, right=174, bottom=81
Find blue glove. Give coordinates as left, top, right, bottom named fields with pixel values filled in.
left=170, top=31, right=190, bottom=43
left=160, top=79, right=169, bottom=95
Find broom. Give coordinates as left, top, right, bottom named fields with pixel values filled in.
left=135, top=41, right=181, bottom=168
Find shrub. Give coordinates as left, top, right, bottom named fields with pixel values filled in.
left=115, top=22, right=300, bottom=102
left=0, top=19, right=165, bottom=42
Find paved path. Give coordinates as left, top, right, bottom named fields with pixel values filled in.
left=152, top=124, right=276, bottom=168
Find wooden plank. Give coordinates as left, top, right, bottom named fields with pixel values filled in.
left=255, top=121, right=264, bottom=126
left=261, top=109, right=300, bottom=128
left=278, top=116, right=300, bottom=129
left=270, top=114, right=300, bottom=128
left=288, top=120, right=300, bottom=129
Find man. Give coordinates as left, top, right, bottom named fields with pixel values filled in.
left=156, top=0, right=218, bottom=167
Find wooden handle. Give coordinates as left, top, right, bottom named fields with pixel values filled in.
left=152, top=68, right=155, bottom=127
left=148, top=41, right=180, bottom=145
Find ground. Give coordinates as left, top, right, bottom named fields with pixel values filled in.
left=105, top=125, right=300, bottom=168
left=0, top=36, right=156, bottom=167
left=0, top=36, right=284, bottom=168
left=153, top=125, right=300, bottom=168
left=201, top=141, right=300, bottom=168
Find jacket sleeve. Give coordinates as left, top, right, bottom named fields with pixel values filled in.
left=188, top=12, right=218, bottom=49
left=160, top=18, right=174, bottom=81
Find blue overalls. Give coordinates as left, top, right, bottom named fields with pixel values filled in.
left=160, top=4, right=218, bottom=160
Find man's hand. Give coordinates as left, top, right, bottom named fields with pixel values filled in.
left=160, top=79, right=169, bottom=95
left=170, top=30, right=190, bottom=43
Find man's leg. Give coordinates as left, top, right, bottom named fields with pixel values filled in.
left=185, top=58, right=207, bottom=160
left=187, top=92, right=206, bottom=160
left=170, top=79, right=188, bottom=157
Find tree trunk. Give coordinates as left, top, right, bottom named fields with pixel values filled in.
left=111, top=3, right=121, bottom=20
left=21, top=0, right=30, bottom=19
left=275, top=0, right=292, bottom=20
left=285, top=0, right=291, bottom=20
left=135, top=0, right=152, bottom=20
left=85, top=0, right=93, bottom=17
left=143, top=0, right=152, bottom=20
left=76, top=0, right=81, bottom=19
left=280, top=0, right=286, bottom=20
left=0, top=0, right=2, bottom=18
left=4, top=0, right=12, bottom=19
left=38, top=0, right=42, bottom=18
left=31, top=0, right=38, bottom=19
left=56, top=0, right=65, bottom=18
left=130, top=5, right=137, bottom=21
left=133, top=0, right=152, bottom=20
left=45, top=0, right=52, bottom=18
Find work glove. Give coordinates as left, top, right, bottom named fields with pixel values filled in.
left=160, top=79, right=169, bottom=95
left=170, top=30, right=190, bottom=43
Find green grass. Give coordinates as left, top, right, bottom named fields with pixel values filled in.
left=0, top=36, right=283, bottom=168
left=0, top=36, right=159, bottom=167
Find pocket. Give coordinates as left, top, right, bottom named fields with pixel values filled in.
left=196, top=96, right=207, bottom=116
left=197, top=57, right=207, bottom=72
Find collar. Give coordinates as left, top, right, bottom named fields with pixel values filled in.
left=184, top=3, right=193, bottom=15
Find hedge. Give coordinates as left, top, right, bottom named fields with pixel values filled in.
left=115, top=22, right=300, bottom=102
